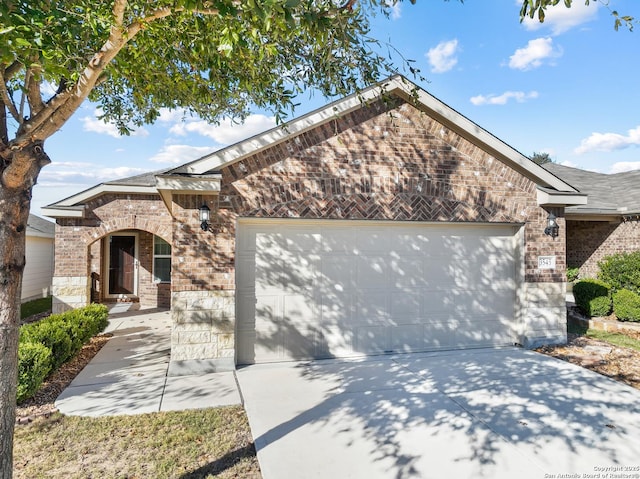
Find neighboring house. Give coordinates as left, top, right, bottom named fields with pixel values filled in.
left=22, top=214, right=55, bottom=303
left=43, top=76, right=590, bottom=374
left=544, top=163, right=640, bottom=279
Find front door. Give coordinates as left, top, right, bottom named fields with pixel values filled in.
left=108, top=235, right=137, bottom=296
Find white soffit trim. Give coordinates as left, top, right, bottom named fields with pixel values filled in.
left=536, top=189, right=588, bottom=206
left=155, top=174, right=221, bottom=210
left=41, top=206, right=85, bottom=218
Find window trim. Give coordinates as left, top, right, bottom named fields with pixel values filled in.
left=152, top=236, right=171, bottom=284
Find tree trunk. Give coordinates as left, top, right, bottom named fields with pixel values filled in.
left=0, top=143, right=49, bottom=479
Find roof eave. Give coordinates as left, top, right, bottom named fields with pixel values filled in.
left=536, top=187, right=588, bottom=207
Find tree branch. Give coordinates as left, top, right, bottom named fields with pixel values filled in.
left=2, top=61, right=22, bottom=82
left=13, top=0, right=221, bottom=144
left=0, top=76, right=20, bottom=125
left=25, top=63, right=45, bottom=117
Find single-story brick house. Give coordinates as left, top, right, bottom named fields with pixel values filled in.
left=44, top=75, right=608, bottom=373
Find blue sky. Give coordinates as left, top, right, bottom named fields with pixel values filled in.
left=33, top=0, right=640, bottom=217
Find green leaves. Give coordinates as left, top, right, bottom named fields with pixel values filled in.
left=1, top=0, right=422, bottom=144
left=519, top=0, right=635, bottom=30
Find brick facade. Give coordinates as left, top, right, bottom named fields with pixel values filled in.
left=52, top=96, right=569, bottom=367
left=52, top=193, right=172, bottom=312
left=567, top=219, right=640, bottom=279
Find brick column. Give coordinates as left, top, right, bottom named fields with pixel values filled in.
left=168, top=194, right=237, bottom=375
left=52, top=220, right=91, bottom=313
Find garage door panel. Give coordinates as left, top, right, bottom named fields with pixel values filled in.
left=424, top=322, right=458, bottom=349
left=321, top=326, right=354, bottom=357
left=390, top=291, right=421, bottom=319
left=320, top=255, right=354, bottom=290
left=391, top=232, right=431, bottom=254
left=356, top=255, right=389, bottom=288
left=355, top=291, right=390, bottom=322
left=237, top=221, right=518, bottom=364
left=356, top=228, right=391, bottom=252
left=390, top=324, right=425, bottom=352
left=322, top=228, right=356, bottom=254
left=280, top=228, right=322, bottom=253
left=254, top=295, right=280, bottom=329
left=390, top=257, right=426, bottom=288
left=355, top=326, right=388, bottom=354
left=282, top=294, right=316, bottom=325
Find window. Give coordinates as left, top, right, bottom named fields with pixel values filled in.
left=153, top=236, right=171, bottom=283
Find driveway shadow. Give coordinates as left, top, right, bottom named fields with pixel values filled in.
left=238, top=348, right=640, bottom=479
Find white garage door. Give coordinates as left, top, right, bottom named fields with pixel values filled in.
left=236, top=220, right=519, bottom=364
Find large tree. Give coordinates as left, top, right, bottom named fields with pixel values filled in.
left=0, top=0, right=633, bottom=477
left=0, top=1, right=417, bottom=476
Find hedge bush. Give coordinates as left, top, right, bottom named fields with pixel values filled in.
left=598, top=251, right=640, bottom=294
left=17, top=342, right=52, bottom=404
left=573, top=279, right=612, bottom=317
left=20, top=319, right=73, bottom=369
left=613, top=289, right=640, bottom=322
left=17, top=304, right=109, bottom=404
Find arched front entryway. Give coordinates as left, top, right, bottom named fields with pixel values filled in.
left=89, top=229, right=172, bottom=311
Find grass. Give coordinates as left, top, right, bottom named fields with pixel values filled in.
left=20, top=296, right=52, bottom=320
left=568, top=323, right=640, bottom=352
left=13, top=406, right=261, bottom=479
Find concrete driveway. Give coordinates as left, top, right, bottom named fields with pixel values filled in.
left=236, top=348, right=640, bottom=479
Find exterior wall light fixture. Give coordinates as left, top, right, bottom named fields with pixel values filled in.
left=199, top=204, right=211, bottom=231
left=544, top=212, right=559, bottom=238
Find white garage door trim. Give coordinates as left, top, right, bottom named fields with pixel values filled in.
left=236, top=218, right=523, bottom=364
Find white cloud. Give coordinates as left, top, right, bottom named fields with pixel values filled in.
left=509, top=37, right=561, bottom=71
left=470, top=90, right=539, bottom=106
left=521, top=1, right=599, bottom=35
left=38, top=162, right=147, bottom=184
left=81, top=109, right=149, bottom=138
left=426, top=39, right=460, bottom=74
left=169, top=114, right=277, bottom=145
left=609, top=162, right=640, bottom=174
left=148, top=144, right=214, bottom=164
left=574, top=126, right=640, bottom=154
left=158, top=107, right=191, bottom=123
left=385, top=1, right=401, bottom=20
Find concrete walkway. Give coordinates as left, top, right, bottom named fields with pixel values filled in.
left=55, top=309, right=241, bottom=416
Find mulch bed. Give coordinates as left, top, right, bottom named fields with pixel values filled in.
left=536, top=329, right=640, bottom=391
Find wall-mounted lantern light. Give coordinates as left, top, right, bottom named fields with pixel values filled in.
left=199, top=204, right=211, bottom=231
left=544, top=212, right=559, bottom=238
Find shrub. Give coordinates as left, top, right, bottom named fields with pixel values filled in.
left=17, top=342, right=52, bottom=404
left=20, top=319, right=73, bottom=369
left=17, top=304, right=109, bottom=403
left=613, top=289, right=640, bottom=322
left=74, top=304, right=109, bottom=340
left=573, top=279, right=612, bottom=317
left=566, top=267, right=580, bottom=283
left=598, top=251, right=640, bottom=294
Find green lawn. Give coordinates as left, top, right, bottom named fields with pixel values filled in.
left=569, top=322, right=640, bottom=352
left=20, top=296, right=52, bottom=320
left=14, top=407, right=261, bottom=479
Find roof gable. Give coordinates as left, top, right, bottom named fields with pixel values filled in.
left=169, top=75, right=579, bottom=195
